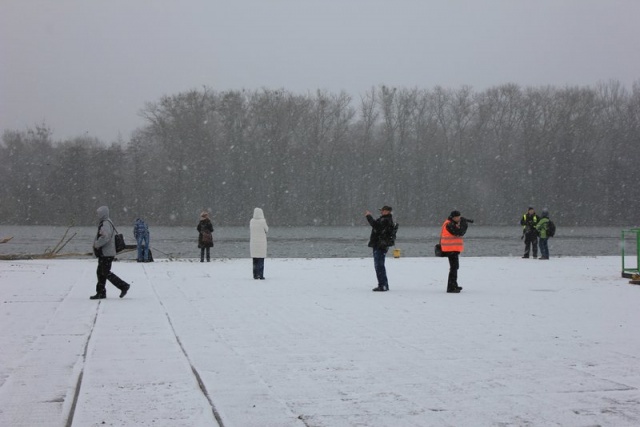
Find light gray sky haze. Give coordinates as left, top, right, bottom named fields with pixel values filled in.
left=1, top=0, right=639, bottom=142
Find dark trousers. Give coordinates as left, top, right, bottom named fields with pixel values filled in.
left=96, top=256, right=129, bottom=295
left=539, top=238, right=549, bottom=259
left=200, top=247, right=210, bottom=262
left=524, top=233, right=538, bottom=257
left=253, top=258, right=265, bottom=279
left=447, top=253, right=459, bottom=291
left=373, top=248, right=389, bottom=289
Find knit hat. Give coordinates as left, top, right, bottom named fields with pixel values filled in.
left=450, top=210, right=461, bottom=218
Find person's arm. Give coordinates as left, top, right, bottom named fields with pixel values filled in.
left=446, top=220, right=468, bottom=237
left=365, top=212, right=376, bottom=228
left=94, top=222, right=113, bottom=249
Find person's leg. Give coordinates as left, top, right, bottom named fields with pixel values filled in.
left=136, top=235, right=144, bottom=261
left=257, top=258, right=265, bottom=279
left=206, top=247, right=211, bottom=262
left=106, top=268, right=130, bottom=298
left=253, top=258, right=259, bottom=279
left=373, top=248, right=388, bottom=290
left=540, top=238, right=549, bottom=259
left=545, top=238, right=550, bottom=258
left=523, top=234, right=531, bottom=258
left=532, top=235, right=538, bottom=258
left=447, top=254, right=460, bottom=292
left=143, top=234, right=150, bottom=261
left=98, top=256, right=129, bottom=297
left=92, top=257, right=109, bottom=298
left=200, top=247, right=205, bottom=262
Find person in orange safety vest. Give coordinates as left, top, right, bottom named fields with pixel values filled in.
left=439, top=210, right=469, bottom=293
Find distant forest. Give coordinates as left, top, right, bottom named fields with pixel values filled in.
left=1, top=81, right=639, bottom=227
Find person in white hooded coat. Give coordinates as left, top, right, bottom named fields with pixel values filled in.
left=250, top=207, right=268, bottom=279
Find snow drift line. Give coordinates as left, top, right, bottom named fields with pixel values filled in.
left=145, top=265, right=225, bottom=427
left=64, top=301, right=101, bottom=427
left=160, top=310, right=225, bottom=427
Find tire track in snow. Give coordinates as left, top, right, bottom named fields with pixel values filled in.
left=145, top=264, right=225, bottom=427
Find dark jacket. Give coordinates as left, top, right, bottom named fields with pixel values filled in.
left=197, top=219, right=214, bottom=248
left=366, top=213, right=394, bottom=250
left=446, top=215, right=469, bottom=237
left=520, top=213, right=539, bottom=236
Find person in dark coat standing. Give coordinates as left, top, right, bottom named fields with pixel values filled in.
left=197, top=211, right=214, bottom=262
left=440, top=210, right=469, bottom=293
left=365, top=205, right=395, bottom=292
left=520, top=207, right=539, bottom=258
left=91, top=205, right=131, bottom=299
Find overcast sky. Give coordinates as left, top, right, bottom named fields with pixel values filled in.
left=1, top=0, right=639, bottom=143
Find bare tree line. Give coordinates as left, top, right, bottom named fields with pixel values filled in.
left=1, top=81, right=639, bottom=226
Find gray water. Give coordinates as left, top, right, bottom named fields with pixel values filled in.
left=0, top=225, right=633, bottom=260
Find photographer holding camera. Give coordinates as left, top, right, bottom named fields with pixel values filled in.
left=439, top=210, right=472, bottom=293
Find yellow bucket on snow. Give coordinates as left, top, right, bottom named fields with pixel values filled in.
left=393, top=248, right=401, bottom=258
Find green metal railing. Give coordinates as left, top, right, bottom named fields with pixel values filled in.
left=621, top=228, right=640, bottom=278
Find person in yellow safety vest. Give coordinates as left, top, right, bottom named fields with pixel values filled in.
left=520, top=207, right=539, bottom=258
left=440, top=210, right=468, bottom=293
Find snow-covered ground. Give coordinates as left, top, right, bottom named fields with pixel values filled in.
left=1, top=256, right=639, bottom=426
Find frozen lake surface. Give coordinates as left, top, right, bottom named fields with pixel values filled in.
left=0, top=225, right=630, bottom=259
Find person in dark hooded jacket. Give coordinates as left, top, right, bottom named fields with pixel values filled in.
left=365, top=205, right=395, bottom=292
left=197, top=211, right=214, bottom=262
left=91, top=206, right=131, bottom=299
left=520, top=207, right=539, bottom=258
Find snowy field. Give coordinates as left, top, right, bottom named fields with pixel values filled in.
left=1, top=256, right=639, bottom=426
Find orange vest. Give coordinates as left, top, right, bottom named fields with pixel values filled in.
left=440, top=219, right=464, bottom=253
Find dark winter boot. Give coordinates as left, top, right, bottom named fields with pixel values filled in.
left=447, top=280, right=459, bottom=293
left=119, top=284, right=130, bottom=298
left=91, top=283, right=106, bottom=299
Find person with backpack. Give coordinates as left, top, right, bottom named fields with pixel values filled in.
left=133, top=218, right=150, bottom=262
left=520, top=207, right=539, bottom=258
left=535, top=208, right=553, bottom=260
left=91, top=205, right=131, bottom=300
left=440, top=210, right=469, bottom=293
left=365, top=205, right=395, bottom=292
left=197, top=211, right=214, bottom=262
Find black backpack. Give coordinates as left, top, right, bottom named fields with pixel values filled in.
left=546, top=220, right=556, bottom=237
left=388, top=222, right=399, bottom=246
